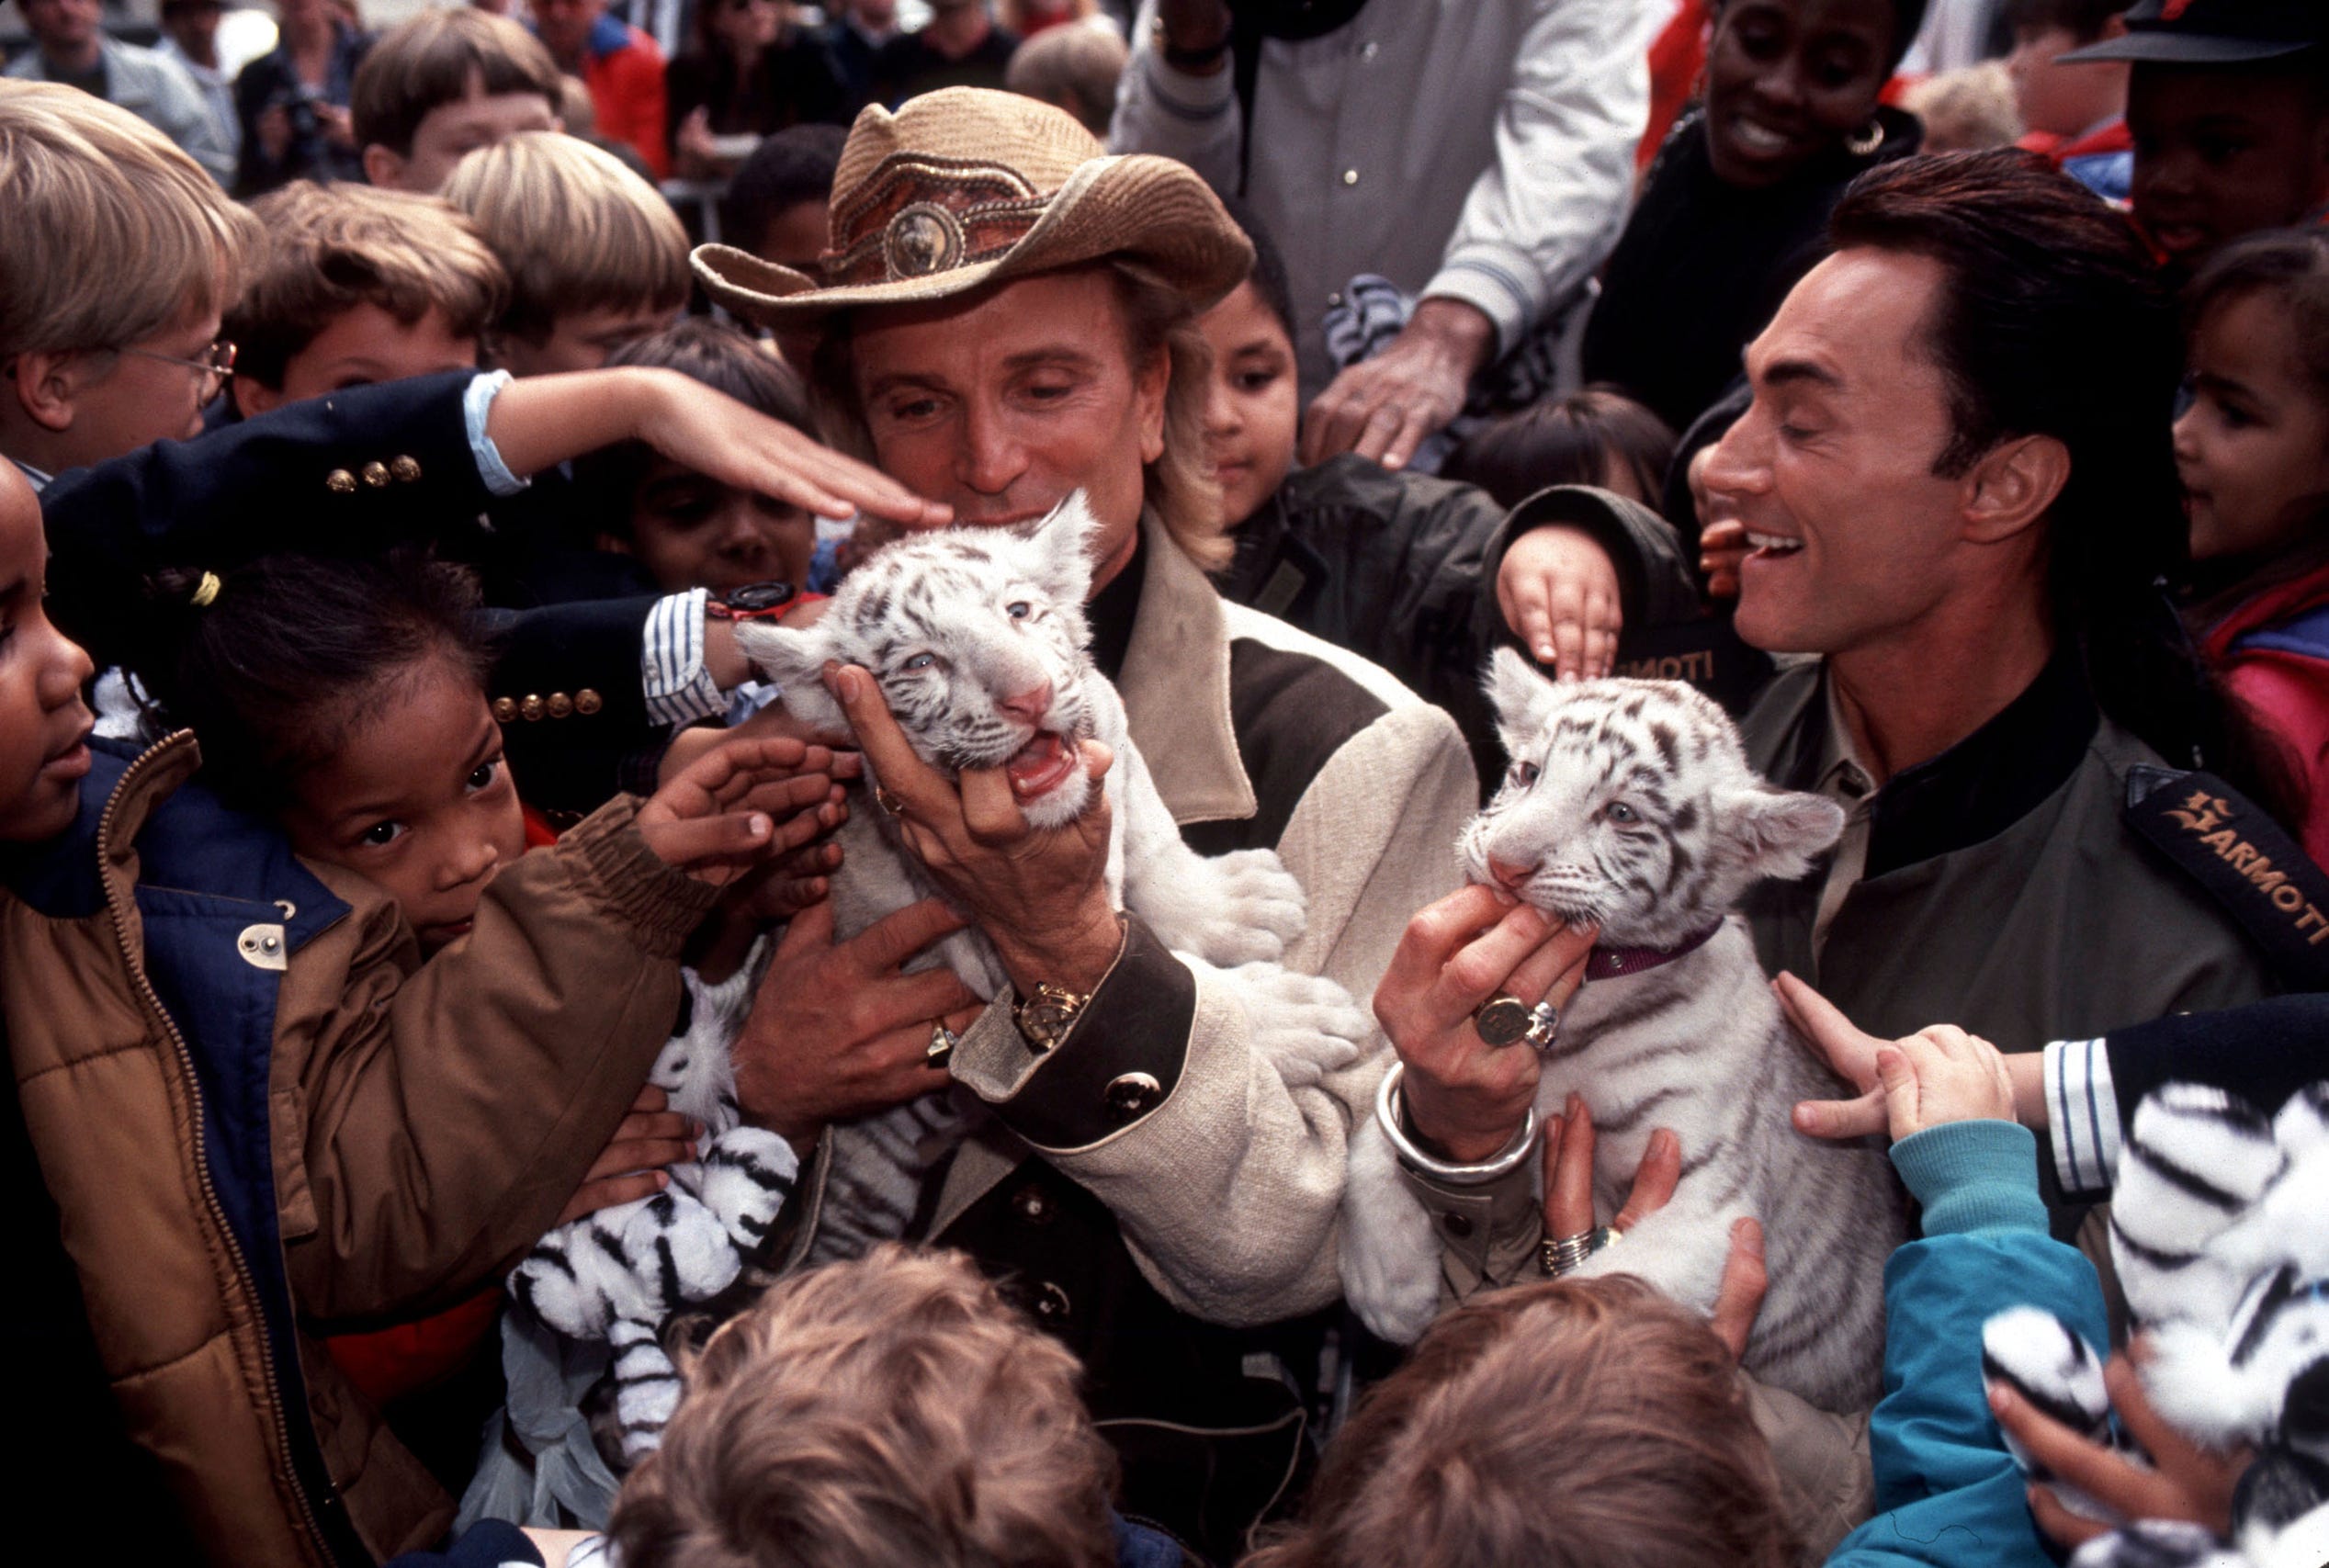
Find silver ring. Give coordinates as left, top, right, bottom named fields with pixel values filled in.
left=874, top=784, right=907, bottom=818
left=1539, top=1224, right=1620, bottom=1277
left=1523, top=1001, right=1561, bottom=1053
left=926, top=1022, right=958, bottom=1069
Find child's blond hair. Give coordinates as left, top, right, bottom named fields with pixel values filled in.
left=1245, top=1275, right=1800, bottom=1568
left=350, top=7, right=564, bottom=159
left=226, top=182, right=508, bottom=389
left=439, top=130, right=690, bottom=347
left=0, top=79, right=261, bottom=362
left=609, top=1246, right=1121, bottom=1568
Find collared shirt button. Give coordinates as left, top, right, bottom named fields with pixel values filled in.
left=1034, top=1280, right=1071, bottom=1320
left=361, top=461, right=390, bottom=488
left=492, top=696, right=520, bottom=723
left=1340, top=168, right=1359, bottom=186
left=1328, top=290, right=1344, bottom=308
left=324, top=468, right=356, bottom=494
left=1011, top=1184, right=1055, bottom=1225
left=1441, top=1211, right=1474, bottom=1239
left=1360, top=39, right=1378, bottom=60
left=575, top=688, right=605, bottom=716
left=519, top=694, right=547, bottom=721
left=1103, top=1071, right=1162, bottom=1125
left=547, top=692, right=574, bottom=718
left=389, top=455, right=422, bottom=483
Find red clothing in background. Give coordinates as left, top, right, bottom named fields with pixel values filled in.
left=2202, top=558, right=2329, bottom=866
left=582, top=13, right=670, bottom=178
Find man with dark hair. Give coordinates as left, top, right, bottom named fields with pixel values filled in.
left=2061, top=0, right=2329, bottom=272
left=1392, top=153, right=2281, bottom=1161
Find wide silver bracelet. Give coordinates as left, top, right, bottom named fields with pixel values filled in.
left=1374, top=1062, right=1540, bottom=1187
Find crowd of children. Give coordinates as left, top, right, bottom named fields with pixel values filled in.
left=3, top=0, right=2328, bottom=1565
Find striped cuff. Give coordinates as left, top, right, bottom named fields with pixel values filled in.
left=461, top=369, right=529, bottom=497
left=641, top=589, right=724, bottom=728
left=2045, top=1036, right=2120, bottom=1197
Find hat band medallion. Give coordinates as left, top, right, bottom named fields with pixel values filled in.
left=883, top=202, right=969, bottom=281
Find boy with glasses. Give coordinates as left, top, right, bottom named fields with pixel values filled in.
left=0, top=79, right=260, bottom=489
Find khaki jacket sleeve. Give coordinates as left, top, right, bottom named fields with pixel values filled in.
left=273, top=796, right=719, bottom=1322
left=951, top=702, right=1477, bottom=1325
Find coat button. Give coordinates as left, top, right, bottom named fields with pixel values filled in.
left=1011, top=1184, right=1055, bottom=1225
left=1441, top=1212, right=1474, bottom=1240
left=492, top=696, right=519, bottom=723
left=1102, top=1071, right=1161, bottom=1126
left=324, top=468, right=356, bottom=493
left=575, top=688, right=604, bottom=716
left=1341, top=168, right=1359, bottom=186
left=389, top=455, right=422, bottom=483
left=519, top=694, right=546, bottom=721
left=1033, top=1280, right=1071, bottom=1321
left=547, top=692, right=574, bottom=718
left=361, top=461, right=390, bottom=488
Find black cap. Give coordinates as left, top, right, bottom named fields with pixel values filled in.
left=2059, top=0, right=2326, bottom=65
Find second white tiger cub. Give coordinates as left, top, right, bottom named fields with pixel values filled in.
left=1341, top=650, right=1905, bottom=1412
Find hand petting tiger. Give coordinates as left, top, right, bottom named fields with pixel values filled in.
left=1343, top=651, right=1906, bottom=1413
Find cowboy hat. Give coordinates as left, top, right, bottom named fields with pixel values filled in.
left=692, top=87, right=1254, bottom=327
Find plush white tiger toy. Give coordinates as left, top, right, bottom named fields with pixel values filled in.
left=1340, top=653, right=1906, bottom=1413
left=507, top=952, right=798, bottom=1464
left=1982, top=1081, right=2329, bottom=1568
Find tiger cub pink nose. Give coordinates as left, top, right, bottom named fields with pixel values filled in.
left=1487, top=855, right=1537, bottom=892
left=998, top=680, right=1054, bottom=725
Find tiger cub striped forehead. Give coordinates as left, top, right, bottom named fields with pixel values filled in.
left=829, top=530, right=1091, bottom=676
left=733, top=492, right=1105, bottom=768
left=1464, top=649, right=1844, bottom=946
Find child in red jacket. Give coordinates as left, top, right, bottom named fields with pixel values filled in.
left=2176, top=229, right=2329, bottom=863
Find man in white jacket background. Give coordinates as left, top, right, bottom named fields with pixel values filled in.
left=1111, top=0, right=1655, bottom=472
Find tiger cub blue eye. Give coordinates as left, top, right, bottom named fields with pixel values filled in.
left=1605, top=801, right=1638, bottom=823
left=1512, top=761, right=1541, bottom=785
left=905, top=653, right=935, bottom=671
left=1006, top=601, right=1032, bottom=619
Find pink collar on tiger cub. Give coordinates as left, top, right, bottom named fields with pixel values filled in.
left=1584, top=922, right=1724, bottom=981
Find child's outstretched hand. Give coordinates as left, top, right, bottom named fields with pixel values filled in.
left=557, top=1085, right=698, bottom=1225
left=638, top=736, right=851, bottom=887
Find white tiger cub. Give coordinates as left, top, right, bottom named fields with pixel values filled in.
left=740, top=494, right=1373, bottom=1257
left=1341, top=651, right=1906, bottom=1413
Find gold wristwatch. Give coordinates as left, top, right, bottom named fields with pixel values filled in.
left=1012, top=982, right=1091, bottom=1054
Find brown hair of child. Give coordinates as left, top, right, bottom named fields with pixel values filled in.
left=350, top=6, right=563, bottom=158
left=438, top=130, right=690, bottom=349
left=226, top=181, right=509, bottom=390
left=1444, top=386, right=1679, bottom=512
left=609, top=1245, right=1122, bottom=1568
left=1244, top=1275, right=1799, bottom=1568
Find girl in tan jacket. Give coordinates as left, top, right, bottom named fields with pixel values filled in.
left=0, top=465, right=849, bottom=1566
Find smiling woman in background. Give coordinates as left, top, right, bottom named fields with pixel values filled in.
left=1580, top=0, right=1928, bottom=436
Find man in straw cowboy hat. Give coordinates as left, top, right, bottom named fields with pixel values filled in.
left=693, top=87, right=1477, bottom=1552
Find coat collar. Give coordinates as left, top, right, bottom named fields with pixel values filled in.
left=1108, top=514, right=1257, bottom=828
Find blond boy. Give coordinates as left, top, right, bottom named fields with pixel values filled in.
left=608, top=1247, right=1126, bottom=1568
left=352, top=6, right=564, bottom=195
left=227, top=181, right=506, bottom=417
left=440, top=130, right=689, bottom=377
left=0, top=79, right=259, bottom=484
